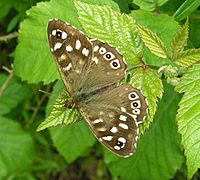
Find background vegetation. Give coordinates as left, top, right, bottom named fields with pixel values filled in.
left=0, top=0, right=200, bottom=179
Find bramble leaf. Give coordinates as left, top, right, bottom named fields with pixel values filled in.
left=170, top=17, right=189, bottom=56
left=37, top=90, right=81, bottom=131
left=136, top=24, right=168, bottom=58
left=174, top=49, right=200, bottom=67
left=175, top=63, right=200, bottom=179
left=75, top=0, right=143, bottom=65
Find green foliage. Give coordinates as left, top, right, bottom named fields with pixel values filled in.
left=130, top=10, right=179, bottom=67
left=1, top=0, right=200, bottom=179
left=14, top=0, right=79, bottom=84
left=175, top=64, right=200, bottom=179
left=0, top=117, right=34, bottom=178
left=174, top=49, right=200, bottom=67
left=37, top=90, right=81, bottom=131
left=50, top=121, right=96, bottom=163
left=132, top=0, right=169, bottom=11
left=137, top=24, right=168, bottom=58
left=131, top=68, right=163, bottom=130
left=173, top=0, right=200, bottom=21
left=104, top=82, right=183, bottom=180
left=75, top=0, right=143, bottom=65
left=0, top=74, right=31, bottom=116
left=170, top=17, right=189, bottom=56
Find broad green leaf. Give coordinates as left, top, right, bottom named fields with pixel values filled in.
left=170, top=17, right=189, bottom=56
left=0, top=117, right=34, bottom=178
left=14, top=0, right=79, bottom=84
left=174, top=49, right=200, bottom=67
left=75, top=1, right=143, bottom=65
left=137, top=24, right=168, bottom=58
left=130, top=67, right=163, bottom=131
left=44, top=81, right=96, bottom=163
left=173, top=0, right=200, bottom=21
left=133, top=0, right=169, bottom=11
left=50, top=121, right=96, bottom=163
left=104, top=82, right=183, bottom=180
left=130, top=10, right=179, bottom=66
left=175, top=64, right=200, bottom=179
left=14, top=0, right=119, bottom=84
left=0, top=74, right=31, bottom=116
left=37, top=90, right=81, bottom=131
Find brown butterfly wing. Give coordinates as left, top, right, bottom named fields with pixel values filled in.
left=79, top=40, right=127, bottom=94
left=78, top=84, right=148, bottom=157
left=48, top=19, right=93, bottom=95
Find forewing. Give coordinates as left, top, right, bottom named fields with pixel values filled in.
left=47, top=19, right=93, bottom=94
left=79, top=84, right=148, bottom=157
left=80, top=40, right=127, bottom=93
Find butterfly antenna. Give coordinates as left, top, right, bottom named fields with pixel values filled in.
left=38, top=89, right=52, bottom=96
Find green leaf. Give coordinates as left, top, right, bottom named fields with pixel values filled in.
left=175, top=64, right=200, bottom=179
left=174, top=49, right=200, bottom=67
left=137, top=24, right=168, bottom=58
left=104, top=82, right=183, bottom=180
left=43, top=81, right=96, bottom=163
left=14, top=0, right=119, bottom=84
left=0, top=74, right=31, bottom=116
left=173, top=0, right=200, bottom=21
left=0, top=117, right=34, bottom=178
left=14, top=0, right=79, bottom=84
left=0, top=0, right=14, bottom=21
left=130, top=67, right=163, bottom=131
left=130, top=10, right=179, bottom=67
left=49, top=121, right=96, bottom=163
left=75, top=1, right=143, bottom=65
left=170, top=17, right=189, bottom=56
left=37, top=90, right=81, bottom=131
left=133, top=0, right=169, bottom=11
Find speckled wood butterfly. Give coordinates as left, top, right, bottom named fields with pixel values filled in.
left=47, top=19, right=148, bottom=157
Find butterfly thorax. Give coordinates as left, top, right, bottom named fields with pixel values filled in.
left=71, top=84, right=115, bottom=106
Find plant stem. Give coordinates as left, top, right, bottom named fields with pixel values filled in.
left=0, top=70, right=13, bottom=97
left=0, top=32, right=18, bottom=41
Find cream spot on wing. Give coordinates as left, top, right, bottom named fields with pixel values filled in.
left=60, top=54, right=67, bottom=61
left=93, top=45, right=99, bottom=52
left=102, top=136, right=113, bottom=141
left=52, top=29, right=56, bottom=36
left=132, top=109, right=140, bottom=115
left=110, top=127, right=118, bottom=133
left=61, top=31, right=67, bottom=39
left=75, top=40, right=81, bottom=50
left=119, top=115, right=127, bottom=121
left=97, top=127, right=106, bottom=131
left=118, top=137, right=126, bottom=144
left=92, top=57, right=99, bottom=64
left=82, top=48, right=89, bottom=56
left=63, top=63, right=72, bottom=71
left=99, top=47, right=106, bottom=54
left=66, top=45, right=73, bottom=52
left=120, top=107, right=126, bottom=112
left=93, top=119, right=103, bottom=124
left=54, top=42, right=62, bottom=50
left=114, top=146, right=120, bottom=150
left=119, top=123, right=128, bottom=129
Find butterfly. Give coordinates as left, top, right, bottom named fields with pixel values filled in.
left=47, top=19, right=148, bottom=157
